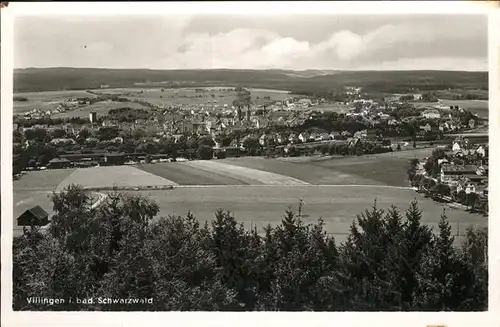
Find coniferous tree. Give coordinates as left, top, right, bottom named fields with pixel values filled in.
left=399, top=200, right=434, bottom=309
left=12, top=188, right=488, bottom=311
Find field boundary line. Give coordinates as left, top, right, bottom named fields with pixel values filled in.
left=167, top=184, right=412, bottom=190
left=55, top=168, right=81, bottom=192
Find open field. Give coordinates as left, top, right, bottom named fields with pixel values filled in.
left=222, top=149, right=435, bottom=187
left=313, top=102, right=351, bottom=113
left=56, top=166, right=177, bottom=191
left=13, top=152, right=487, bottom=243
left=13, top=90, right=97, bottom=114
left=438, top=99, right=489, bottom=118
left=125, top=185, right=486, bottom=245
left=435, top=89, right=488, bottom=99
left=13, top=89, right=150, bottom=118
left=414, top=99, right=489, bottom=118
left=90, top=87, right=291, bottom=107
left=279, top=148, right=435, bottom=163
left=183, top=160, right=309, bottom=185
left=14, top=86, right=292, bottom=117
left=13, top=168, right=78, bottom=237
left=52, top=101, right=150, bottom=118
left=310, top=157, right=410, bottom=187
left=221, top=157, right=380, bottom=186
left=136, top=162, right=249, bottom=185
left=13, top=169, right=76, bottom=191
left=302, top=149, right=436, bottom=187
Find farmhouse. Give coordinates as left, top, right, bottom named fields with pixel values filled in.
left=17, top=206, right=49, bottom=227
left=440, top=164, right=478, bottom=183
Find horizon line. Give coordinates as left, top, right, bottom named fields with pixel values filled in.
left=13, top=66, right=489, bottom=73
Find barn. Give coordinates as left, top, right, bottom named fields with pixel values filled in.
left=17, top=205, right=49, bottom=227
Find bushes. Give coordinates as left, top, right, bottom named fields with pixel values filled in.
left=196, top=145, right=214, bottom=160
left=215, top=151, right=226, bottom=159
left=13, top=96, right=28, bottom=102
left=12, top=187, right=488, bottom=311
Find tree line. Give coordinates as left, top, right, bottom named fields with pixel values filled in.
left=13, top=185, right=487, bottom=311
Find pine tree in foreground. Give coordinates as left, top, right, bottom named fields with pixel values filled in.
left=12, top=187, right=488, bottom=311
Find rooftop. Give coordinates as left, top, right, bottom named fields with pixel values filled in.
left=21, top=205, right=48, bottom=220
left=442, top=164, right=478, bottom=173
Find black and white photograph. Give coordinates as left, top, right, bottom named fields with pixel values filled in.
left=1, top=2, right=498, bottom=326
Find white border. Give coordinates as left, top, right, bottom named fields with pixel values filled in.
left=1, top=2, right=498, bottom=327
left=3, top=1, right=497, bottom=15
left=488, top=5, right=500, bottom=319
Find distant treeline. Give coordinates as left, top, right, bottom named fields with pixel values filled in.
left=14, top=68, right=488, bottom=94
left=13, top=96, right=29, bottom=102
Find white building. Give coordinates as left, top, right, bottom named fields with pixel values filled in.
left=298, top=133, right=309, bottom=143
left=421, top=109, right=441, bottom=119
left=475, top=145, right=486, bottom=157
left=452, top=141, right=462, bottom=152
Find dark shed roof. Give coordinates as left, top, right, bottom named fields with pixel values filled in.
left=17, top=205, right=49, bottom=226
left=25, top=205, right=48, bottom=219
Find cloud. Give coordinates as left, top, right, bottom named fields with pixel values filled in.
left=158, top=21, right=486, bottom=70
left=14, top=16, right=487, bottom=71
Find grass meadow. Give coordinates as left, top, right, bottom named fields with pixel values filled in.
left=52, top=101, right=150, bottom=118
left=13, top=90, right=97, bottom=114
left=14, top=87, right=293, bottom=117
left=90, top=87, right=291, bottom=107
left=127, top=185, right=485, bottom=246
left=13, top=154, right=487, bottom=242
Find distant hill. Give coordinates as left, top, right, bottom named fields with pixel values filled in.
left=14, top=67, right=488, bottom=94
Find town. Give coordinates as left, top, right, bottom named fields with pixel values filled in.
left=13, top=85, right=488, bottom=214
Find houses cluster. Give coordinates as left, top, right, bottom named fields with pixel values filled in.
left=16, top=100, right=83, bottom=119
left=414, top=136, right=488, bottom=210
left=15, top=86, right=488, bottom=172
left=440, top=163, right=488, bottom=196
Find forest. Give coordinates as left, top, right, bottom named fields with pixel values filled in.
left=13, top=185, right=487, bottom=311
left=14, top=68, right=488, bottom=94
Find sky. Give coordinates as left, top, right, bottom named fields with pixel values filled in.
left=14, top=14, right=488, bottom=71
